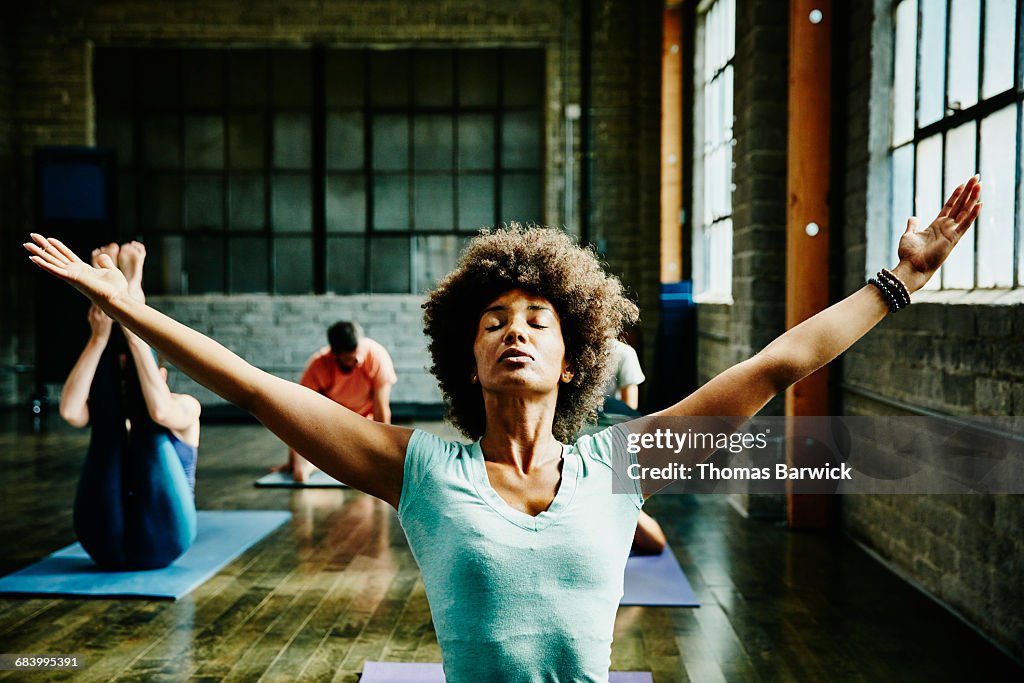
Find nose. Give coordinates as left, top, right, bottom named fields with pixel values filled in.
left=503, top=317, right=528, bottom=344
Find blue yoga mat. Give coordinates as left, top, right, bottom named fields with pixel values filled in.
left=255, top=471, right=348, bottom=488
left=0, top=510, right=290, bottom=599
left=360, top=661, right=652, bottom=682
left=621, top=543, right=699, bottom=607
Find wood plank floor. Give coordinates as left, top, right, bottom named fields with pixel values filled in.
left=1, top=412, right=1021, bottom=681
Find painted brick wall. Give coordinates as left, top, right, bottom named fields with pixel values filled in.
left=1, top=0, right=663, bottom=413
left=838, top=0, right=1024, bottom=661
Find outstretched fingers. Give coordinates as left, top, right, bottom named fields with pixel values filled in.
left=24, top=241, right=67, bottom=269
left=938, top=183, right=965, bottom=219
left=955, top=180, right=981, bottom=225
left=956, top=202, right=982, bottom=237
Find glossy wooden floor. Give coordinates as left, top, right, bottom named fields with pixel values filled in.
left=1, top=413, right=1021, bottom=682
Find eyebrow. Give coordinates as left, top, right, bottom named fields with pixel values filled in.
left=480, top=304, right=553, bottom=315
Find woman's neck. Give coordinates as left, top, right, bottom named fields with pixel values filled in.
left=480, top=392, right=561, bottom=474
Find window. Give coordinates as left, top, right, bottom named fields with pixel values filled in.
left=889, top=0, right=1021, bottom=290
left=95, top=47, right=545, bottom=295
left=692, top=0, right=736, bottom=301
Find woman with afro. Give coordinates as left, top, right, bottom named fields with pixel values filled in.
left=25, top=174, right=980, bottom=683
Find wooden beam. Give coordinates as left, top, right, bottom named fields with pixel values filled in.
left=660, top=5, right=683, bottom=283
left=785, top=0, right=832, bottom=529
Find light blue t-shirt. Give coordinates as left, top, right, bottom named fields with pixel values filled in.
left=398, top=425, right=644, bottom=683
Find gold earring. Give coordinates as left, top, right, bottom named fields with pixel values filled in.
left=471, top=373, right=478, bottom=384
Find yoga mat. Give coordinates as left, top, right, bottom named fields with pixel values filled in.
left=360, top=661, right=653, bottom=682
left=0, top=510, right=290, bottom=599
left=621, top=543, right=699, bottom=607
left=255, top=471, right=349, bottom=488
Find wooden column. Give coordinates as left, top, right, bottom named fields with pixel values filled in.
left=785, top=0, right=832, bottom=529
left=661, top=4, right=684, bottom=283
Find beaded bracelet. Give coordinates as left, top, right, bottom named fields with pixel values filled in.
left=867, top=268, right=911, bottom=312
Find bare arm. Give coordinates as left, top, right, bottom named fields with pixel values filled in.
left=619, top=385, right=639, bottom=411
left=372, top=382, right=393, bottom=424
left=123, top=330, right=200, bottom=434
left=59, top=305, right=112, bottom=427
left=25, top=236, right=411, bottom=507
left=656, top=176, right=982, bottom=420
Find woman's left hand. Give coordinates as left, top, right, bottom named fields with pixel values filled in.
left=896, top=175, right=982, bottom=289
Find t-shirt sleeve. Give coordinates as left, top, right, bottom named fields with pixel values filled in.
left=365, top=341, right=398, bottom=387
left=398, top=429, right=455, bottom=519
left=617, top=345, right=645, bottom=387
left=576, top=424, right=645, bottom=510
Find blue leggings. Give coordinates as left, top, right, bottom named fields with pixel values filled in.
left=73, top=335, right=197, bottom=570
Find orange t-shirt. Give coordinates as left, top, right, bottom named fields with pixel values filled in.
left=298, top=338, right=397, bottom=418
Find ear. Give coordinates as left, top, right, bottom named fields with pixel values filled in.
left=561, top=360, right=574, bottom=384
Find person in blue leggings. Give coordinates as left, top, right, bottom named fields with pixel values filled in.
left=58, top=242, right=201, bottom=570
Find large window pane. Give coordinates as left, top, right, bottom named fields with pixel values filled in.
left=892, top=0, right=917, bottom=146
left=502, top=50, right=543, bottom=106
left=145, top=235, right=184, bottom=295
left=502, top=112, right=541, bottom=169
left=942, top=121, right=977, bottom=288
left=982, top=0, right=1016, bottom=98
left=891, top=144, right=914, bottom=261
left=117, top=173, right=136, bottom=234
left=373, top=115, right=410, bottom=170
left=143, top=116, right=180, bottom=168
left=229, top=237, right=269, bottom=293
left=414, top=235, right=462, bottom=293
left=373, top=174, right=410, bottom=230
left=272, top=51, right=312, bottom=107
left=184, top=236, right=224, bottom=294
left=707, top=218, right=733, bottom=295
left=228, top=114, right=266, bottom=170
left=184, top=115, right=224, bottom=170
left=271, top=174, right=312, bottom=232
left=915, top=134, right=943, bottom=291
left=326, top=173, right=366, bottom=232
left=978, top=105, right=1016, bottom=287
left=184, top=174, right=223, bottom=229
left=370, top=237, right=411, bottom=293
left=274, top=237, right=313, bottom=293
left=414, top=50, right=454, bottom=106
left=97, top=116, right=134, bottom=167
left=273, top=113, right=311, bottom=169
left=458, top=114, right=495, bottom=170
left=93, top=49, right=133, bottom=111
left=228, top=51, right=268, bottom=107
left=458, top=175, right=494, bottom=231
left=414, top=116, right=453, bottom=171
left=946, top=0, right=980, bottom=112
left=919, top=0, right=947, bottom=127
left=414, top=175, right=454, bottom=230
left=143, top=173, right=181, bottom=231
left=459, top=52, right=498, bottom=106
left=229, top=174, right=266, bottom=230
left=326, top=112, right=364, bottom=170
left=138, top=51, right=179, bottom=110
left=326, top=50, right=365, bottom=107
left=370, top=52, right=409, bottom=106
left=327, top=236, right=367, bottom=293
left=500, top=174, right=541, bottom=223
left=183, top=51, right=224, bottom=108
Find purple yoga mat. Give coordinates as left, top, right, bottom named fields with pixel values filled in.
left=360, top=661, right=653, bottom=682
left=621, top=543, right=699, bottom=607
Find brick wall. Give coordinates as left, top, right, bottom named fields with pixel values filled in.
left=0, top=12, right=18, bottom=406
left=838, top=0, right=1024, bottom=661
left=693, top=0, right=788, bottom=517
left=1, top=0, right=663, bottom=412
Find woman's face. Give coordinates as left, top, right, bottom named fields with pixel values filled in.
left=472, top=288, right=571, bottom=393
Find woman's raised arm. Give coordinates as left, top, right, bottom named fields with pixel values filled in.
left=25, top=234, right=411, bottom=507
left=656, top=175, right=982, bottom=420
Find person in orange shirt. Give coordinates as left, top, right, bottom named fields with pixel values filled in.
left=272, top=321, right=397, bottom=481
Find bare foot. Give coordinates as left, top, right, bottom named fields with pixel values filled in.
left=91, top=242, right=120, bottom=269
left=118, top=241, right=147, bottom=303
left=269, top=455, right=320, bottom=483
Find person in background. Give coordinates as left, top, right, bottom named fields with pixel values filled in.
left=272, top=321, right=397, bottom=482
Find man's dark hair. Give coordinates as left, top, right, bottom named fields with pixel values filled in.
left=327, top=321, right=363, bottom=353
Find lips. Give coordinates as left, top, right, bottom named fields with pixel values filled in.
left=499, top=348, right=534, bottom=361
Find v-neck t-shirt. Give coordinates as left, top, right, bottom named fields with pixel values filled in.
left=397, top=425, right=644, bottom=683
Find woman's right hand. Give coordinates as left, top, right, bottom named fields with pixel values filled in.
left=24, top=234, right=130, bottom=307
left=87, top=304, right=113, bottom=342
